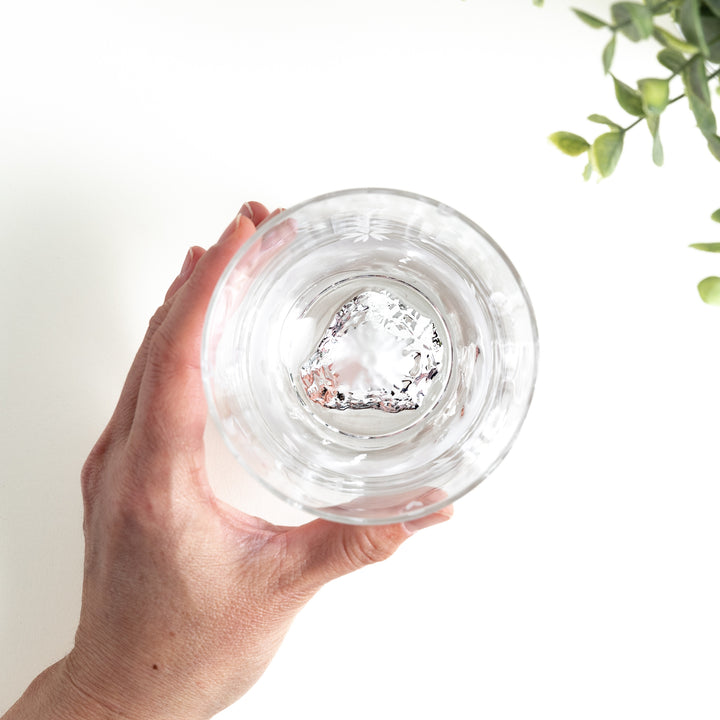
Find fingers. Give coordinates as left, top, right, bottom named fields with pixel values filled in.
left=107, top=245, right=206, bottom=437
left=127, top=213, right=258, bottom=456
left=403, top=505, right=454, bottom=533
left=164, top=246, right=205, bottom=302
left=279, top=507, right=453, bottom=595
left=217, top=202, right=270, bottom=243
left=246, top=201, right=271, bottom=226
left=109, top=202, right=276, bottom=447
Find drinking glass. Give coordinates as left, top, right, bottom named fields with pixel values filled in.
left=202, top=188, right=538, bottom=524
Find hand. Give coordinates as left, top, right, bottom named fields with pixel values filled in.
left=2, top=202, right=452, bottom=720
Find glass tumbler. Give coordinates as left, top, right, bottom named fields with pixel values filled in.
left=202, top=188, right=538, bottom=525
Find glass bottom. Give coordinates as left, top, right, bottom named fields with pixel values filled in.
left=285, top=274, right=451, bottom=440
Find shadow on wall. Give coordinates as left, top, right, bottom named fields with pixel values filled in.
left=0, top=166, right=139, bottom=711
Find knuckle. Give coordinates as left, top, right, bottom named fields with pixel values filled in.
left=144, top=302, right=177, bottom=363
left=147, top=301, right=170, bottom=335
left=146, top=313, right=189, bottom=376
left=80, top=432, right=112, bottom=508
left=79, top=456, right=99, bottom=507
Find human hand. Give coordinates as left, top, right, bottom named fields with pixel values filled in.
left=3, top=202, right=452, bottom=720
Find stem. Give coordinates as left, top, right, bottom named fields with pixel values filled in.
left=623, top=117, right=644, bottom=132
left=666, top=33, right=720, bottom=82
left=623, top=67, right=720, bottom=133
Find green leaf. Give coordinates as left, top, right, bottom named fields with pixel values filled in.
left=705, top=0, right=720, bottom=17
left=612, top=75, right=645, bottom=116
left=611, top=2, right=654, bottom=41
left=653, top=26, right=699, bottom=54
left=603, top=34, right=617, bottom=73
left=682, top=55, right=717, bottom=137
left=644, top=0, right=679, bottom=12
left=646, top=112, right=664, bottom=165
left=638, top=77, right=670, bottom=113
left=590, top=131, right=625, bottom=177
left=689, top=242, right=720, bottom=251
left=652, top=131, right=664, bottom=166
left=583, top=162, right=593, bottom=181
left=533, top=0, right=544, bottom=6
left=657, top=47, right=687, bottom=73
left=679, top=0, right=710, bottom=56
left=588, top=113, right=623, bottom=130
left=706, top=133, right=720, bottom=161
left=700, top=15, right=720, bottom=62
left=647, top=111, right=659, bottom=135
left=711, top=208, right=720, bottom=222
left=572, top=8, right=608, bottom=27
left=697, top=276, right=720, bottom=304
left=549, top=131, right=591, bottom=156
left=684, top=55, right=712, bottom=106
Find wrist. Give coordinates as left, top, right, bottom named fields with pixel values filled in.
left=4, top=648, right=225, bottom=720
left=1, top=657, right=122, bottom=720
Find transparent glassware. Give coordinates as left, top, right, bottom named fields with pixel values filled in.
left=202, top=188, right=538, bottom=525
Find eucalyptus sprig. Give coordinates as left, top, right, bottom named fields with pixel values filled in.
left=546, top=0, right=720, bottom=305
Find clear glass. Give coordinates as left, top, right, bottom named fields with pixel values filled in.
left=202, top=188, right=538, bottom=525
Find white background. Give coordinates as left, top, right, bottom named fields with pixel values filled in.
left=2, top=1, right=720, bottom=717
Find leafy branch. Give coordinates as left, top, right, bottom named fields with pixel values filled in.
left=546, top=0, right=720, bottom=305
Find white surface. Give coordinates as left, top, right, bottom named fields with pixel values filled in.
left=2, top=1, right=720, bottom=717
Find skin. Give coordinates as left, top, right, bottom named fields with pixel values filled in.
left=2, top=202, right=452, bottom=720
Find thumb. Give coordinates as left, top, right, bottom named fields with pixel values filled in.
left=282, top=508, right=453, bottom=594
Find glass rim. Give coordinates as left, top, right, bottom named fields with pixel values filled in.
left=201, top=187, right=540, bottom=525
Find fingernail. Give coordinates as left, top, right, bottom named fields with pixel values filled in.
left=165, top=247, right=199, bottom=301
left=260, top=227, right=282, bottom=252
left=218, top=203, right=254, bottom=244
left=257, top=207, right=284, bottom=228
left=238, top=202, right=255, bottom=222
left=179, top=247, right=195, bottom=281
left=403, top=511, right=451, bottom=535
left=260, top=217, right=296, bottom=252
